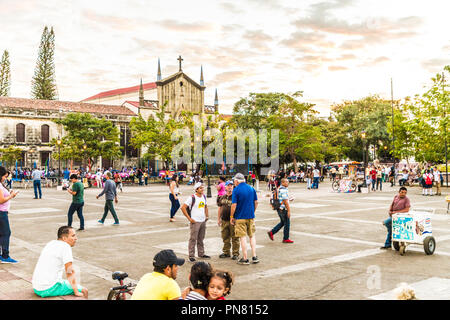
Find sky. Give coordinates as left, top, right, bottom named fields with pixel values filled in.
left=1, top=0, right=449, bottom=116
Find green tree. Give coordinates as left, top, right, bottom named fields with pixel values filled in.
left=312, top=116, right=347, bottom=163
left=231, top=92, right=287, bottom=129
left=53, top=113, right=121, bottom=170
left=31, top=26, right=58, bottom=100
left=386, top=98, right=416, bottom=164
left=401, top=66, right=449, bottom=162
left=129, top=104, right=179, bottom=167
left=268, top=92, right=324, bottom=171
left=332, top=95, right=393, bottom=162
left=130, top=104, right=224, bottom=170
left=0, top=50, right=11, bottom=97
left=0, top=145, right=23, bottom=168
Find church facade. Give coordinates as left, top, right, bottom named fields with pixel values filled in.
left=0, top=57, right=219, bottom=170
left=82, top=56, right=218, bottom=120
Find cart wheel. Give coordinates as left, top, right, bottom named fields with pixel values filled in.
left=332, top=181, right=339, bottom=192
left=393, top=241, right=400, bottom=251
left=399, top=243, right=406, bottom=255
left=423, top=236, right=436, bottom=255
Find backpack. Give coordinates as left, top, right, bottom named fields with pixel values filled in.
left=425, top=174, right=432, bottom=185
left=186, top=194, right=207, bottom=217
left=270, top=188, right=281, bottom=211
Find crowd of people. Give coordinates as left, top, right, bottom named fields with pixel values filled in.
left=267, top=167, right=323, bottom=190
left=0, top=159, right=446, bottom=300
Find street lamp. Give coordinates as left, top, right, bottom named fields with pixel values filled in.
left=361, top=130, right=367, bottom=187
left=205, top=123, right=212, bottom=198
left=83, top=144, right=87, bottom=171
left=57, top=138, right=62, bottom=186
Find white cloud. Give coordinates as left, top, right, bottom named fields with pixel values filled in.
left=0, top=0, right=448, bottom=114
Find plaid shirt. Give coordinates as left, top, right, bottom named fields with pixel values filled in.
left=278, top=186, right=289, bottom=210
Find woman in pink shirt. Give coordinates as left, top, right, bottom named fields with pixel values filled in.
left=216, top=176, right=226, bottom=218
left=0, top=166, right=19, bottom=264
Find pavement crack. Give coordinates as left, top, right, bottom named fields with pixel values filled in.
left=299, top=270, right=365, bottom=299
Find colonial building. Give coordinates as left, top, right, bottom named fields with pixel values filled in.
left=0, top=57, right=219, bottom=170
left=0, top=97, right=136, bottom=169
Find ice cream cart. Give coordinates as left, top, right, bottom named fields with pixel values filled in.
left=392, top=208, right=436, bottom=255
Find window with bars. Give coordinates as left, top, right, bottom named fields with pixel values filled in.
left=41, top=124, right=50, bottom=143
left=16, top=123, right=25, bottom=142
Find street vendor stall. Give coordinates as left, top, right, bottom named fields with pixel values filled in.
left=392, top=208, right=436, bottom=255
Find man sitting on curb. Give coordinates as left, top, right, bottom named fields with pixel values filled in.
left=32, top=226, right=88, bottom=298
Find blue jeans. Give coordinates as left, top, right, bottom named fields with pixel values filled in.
left=383, top=216, right=392, bottom=247
left=67, top=202, right=85, bottom=229
left=33, top=180, right=42, bottom=198
left=169, top=194, right=180, bottom=219
left=0, top=211, right=11, bottom=258
left=371, top=179, right=376, bottom=191
left=313, top=177, right=319, bottom=189
left=271, top=208, right=290, bottom=240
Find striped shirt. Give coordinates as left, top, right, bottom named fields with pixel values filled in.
left=184, top=291, right=207, bottom=300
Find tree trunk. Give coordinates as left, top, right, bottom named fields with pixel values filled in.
left=293, top=156, right=298, bottom=172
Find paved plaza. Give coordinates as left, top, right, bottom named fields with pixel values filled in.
left=1, top=180, right=449, bottom=300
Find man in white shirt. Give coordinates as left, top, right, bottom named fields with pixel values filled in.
left=32, top=226, right=88, bottom=298
left=433, top=167, right=441, bottom=196
left=181, top=183, right=210, bottom=263
left=95, top=169, right=103, bottom=188
left=31, top=168, right=42, bottom=199
left=312, top=167, right=320, bottom=189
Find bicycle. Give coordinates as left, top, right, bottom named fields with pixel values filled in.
left=107, top=271, right=136, bottom=300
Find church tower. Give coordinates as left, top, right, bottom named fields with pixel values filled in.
left=157, top=58, right=162, bottom=81
left=214, top=88, right=219, bottom=110
left=139, top=78, right=144, bottom=107
left=200, top=65, right=204, bottom=86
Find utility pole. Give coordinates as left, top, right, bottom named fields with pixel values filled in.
left=443, top=72, right=448, bottom=188
left=391, top=78, right=396, bottom=186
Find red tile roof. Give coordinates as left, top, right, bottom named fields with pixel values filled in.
left=82, top=82, right=157, bottom=101
left=124, top=100, right=159, bottom=109
left=0, top=97, right=136, bottom=116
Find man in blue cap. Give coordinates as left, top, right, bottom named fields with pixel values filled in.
left=217, top=181, right=240, bottom=260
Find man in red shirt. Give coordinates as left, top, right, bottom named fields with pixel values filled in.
left=370, top=166, right=377, bottom=191
left=381, top=187, right=411, bottom=249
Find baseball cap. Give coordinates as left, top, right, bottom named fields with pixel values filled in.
left=233, top=173, right=245, bottom=181
left=153, top=249, right=185, bottom=267
left=225, top=180, right=233, bottom=186
left=194, top=182, right=203, bottom=190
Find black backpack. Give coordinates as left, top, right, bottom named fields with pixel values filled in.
left=270, top=188, right=281, bottom=210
